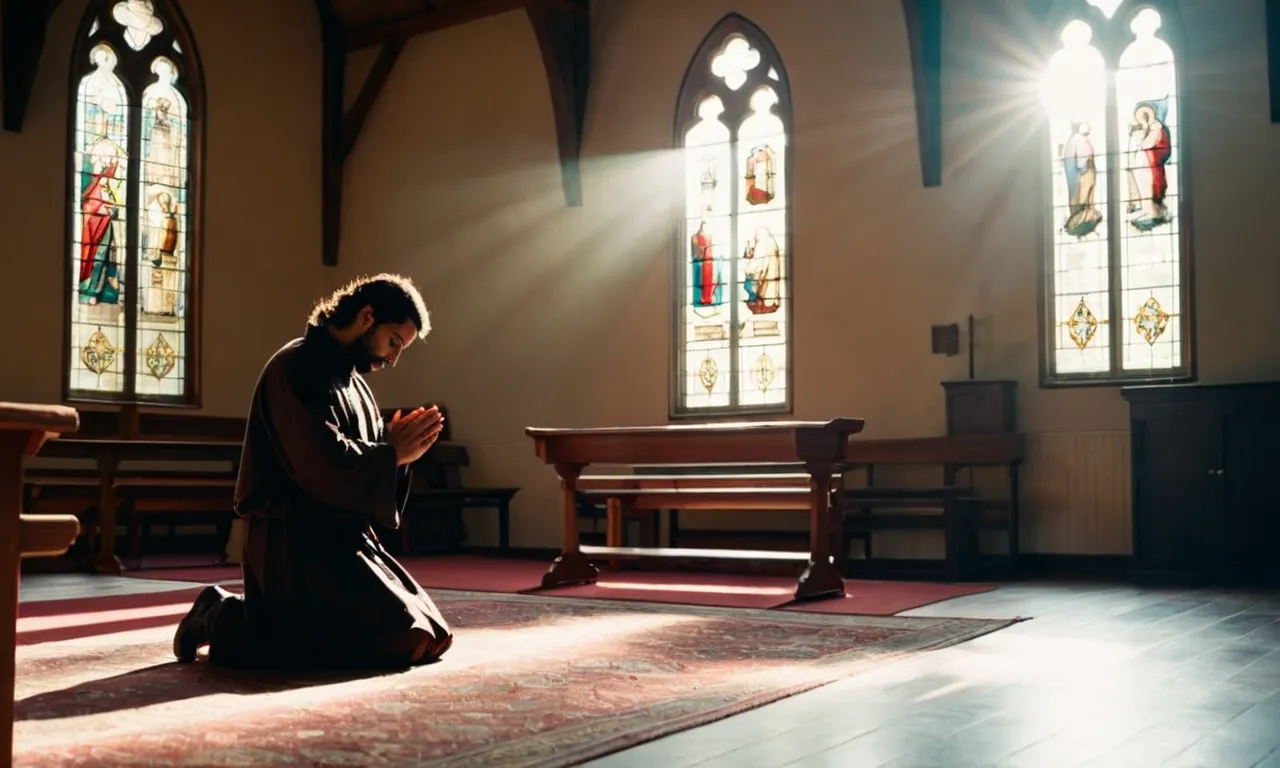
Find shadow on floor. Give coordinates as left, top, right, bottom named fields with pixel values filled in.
left=16, top=660, right=394, bottom=720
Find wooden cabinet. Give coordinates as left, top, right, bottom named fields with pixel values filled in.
left=942, top=380, right=1017, bottom=435
left=1123, top=382, right=1280, bottom=586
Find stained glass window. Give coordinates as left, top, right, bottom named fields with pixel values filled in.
left=673, top=15, right=792, bottom=415
left=1041, top=1, right=1192, bottom=385
left=67, top=0, right=203, bottom=404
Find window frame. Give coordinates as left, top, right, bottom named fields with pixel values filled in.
left=669, top=13, right=796, bottom=419
left=62, top=0, right=206, bottom=408
left=1037, top=0, right=1196, bottom=389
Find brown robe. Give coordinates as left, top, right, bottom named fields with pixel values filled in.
left=230, top=324, right=451, bottom=668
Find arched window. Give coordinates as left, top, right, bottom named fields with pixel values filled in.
left=1040, top=0, right=1193, bottom=386
left=672, top=15, right=793, bottom=416
left=65, top=0, right=204, bottom=405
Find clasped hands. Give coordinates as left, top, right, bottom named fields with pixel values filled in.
left=387, top=405, right=444, bottom=466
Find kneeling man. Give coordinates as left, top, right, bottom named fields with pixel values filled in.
left=174, top=273, right=453, bottom=669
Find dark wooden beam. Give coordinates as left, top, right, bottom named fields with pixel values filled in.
left=525, top=0, right=591, bottom=206
left=316, top=0, right=345, bottom=266
left=903, top=0, right=943, bottom=187
left=1268, top=0, right=1280, bottom=123
left=2, top=0, right=60, bottom=132
left=341, top=39, right=404, bottom=161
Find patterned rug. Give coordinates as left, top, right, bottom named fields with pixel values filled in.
left=15, top=590, right=1016, bottom=767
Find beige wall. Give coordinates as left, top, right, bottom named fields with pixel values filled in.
left=3, top=0, right=1277, bottom=556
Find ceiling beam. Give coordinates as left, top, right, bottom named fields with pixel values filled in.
left=316, top=0, right=345, bottom=266
left=2, top=0, right=61, bottom=132
left=315, top=0, right=411, bottom=266
left=1268, top=0, right=1279, bottom=122
left=525, top=0, right=590, bottom=206
left=902, top=0, right=943, bottom=187
left=341, top=39, right=404, bottom=162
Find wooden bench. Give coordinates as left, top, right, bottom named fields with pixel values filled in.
left=842, top=434, right=1023, bottom=577
left=2, top=402, right=82, bottom=765
left=589, top=434, right=1023, bottom=581
left=27, top=435, right=242, bottom=574
left=400, top=441, right=519, bottom=554
left=381, top=404, right=520, bottom=554
left=841, top=486, right=986, bottom=581
left=574, top=468, right=835, bottom=572
left=526, top=418, right=866, bottom=602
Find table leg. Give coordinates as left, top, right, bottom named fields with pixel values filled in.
left=795, top=462, right=846, bottom=601
left=497, top=501, right=511, bottom=554
left=1007, top=462, right=1021, bottom=575
left=1, top=433, right=26, bottom=766
left=89, top=450, right=122, bottom=576
left=542, top=462, right=598, bottom=589
left=605, top=497, right=623, bottom=570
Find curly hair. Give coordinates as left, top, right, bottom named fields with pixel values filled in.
left=307, top=273, right=430, bottom=333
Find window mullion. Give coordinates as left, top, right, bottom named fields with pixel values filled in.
left=123, top=95, right=142, bottom=397
left=1105, top=59, right=1123, bottom=378
left=728, top=129, right=740, bottom=407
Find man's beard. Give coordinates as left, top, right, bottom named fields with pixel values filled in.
left=350, top=329, right=389, bottom=374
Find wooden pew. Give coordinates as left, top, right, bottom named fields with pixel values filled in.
left=380, top=405, right=520, bottom=554
left=30, top=436, right=242, bottom=574
left=399, top=441, right=520, bottom=554
left=526, top=418, right=866, bottom=601
left=842, top=487, right=985, bottom=581
left=2, top=402, right=81, bottom=766
left=610, top=434, right=1024, bottom=581
left=842, top=434, right=1024, bottom=576
left=575, top=469, right=835, bottom=572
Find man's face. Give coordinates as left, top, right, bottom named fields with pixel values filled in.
left=352, top=318, right=417, bottom=374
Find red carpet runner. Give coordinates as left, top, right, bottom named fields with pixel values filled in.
left=121, top=554, right=996, bottom=615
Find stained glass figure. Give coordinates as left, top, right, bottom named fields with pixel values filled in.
left=744, top=145, right=776, bottom=206
left=70, top=44, right=130, bottom=394
left=1121, top=98, right=1172, bottom=232
left=1062, top=121, right=1102, bottom=237
left=690, top=222, right=723, bottom=308
left=742, top=226, right=781, bottom=315
left=139, top=56, right=187, bottom=332
left=699, top=155, right=719, bottom=213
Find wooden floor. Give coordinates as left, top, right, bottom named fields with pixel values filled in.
left=18, top=575, right=1280, bottom=767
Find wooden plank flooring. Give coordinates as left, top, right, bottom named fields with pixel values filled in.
left=17, top=575, right=1280, bottom=767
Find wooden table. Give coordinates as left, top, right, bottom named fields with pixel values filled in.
left=2, top=402, right=80, bottom=767
left=35, top=437, right=243, bottom=574
left=526, top=418, right=866, bottom=601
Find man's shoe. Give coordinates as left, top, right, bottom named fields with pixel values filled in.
left=172, top=585, right=229, bottom=663
left=208, top=596, right=247, bottom=667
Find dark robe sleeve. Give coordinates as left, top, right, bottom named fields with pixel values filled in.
left=259, top=358, right=401, bottom=525
left=397, top=464, right=413, bottom=510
